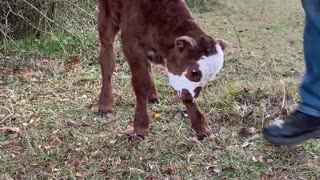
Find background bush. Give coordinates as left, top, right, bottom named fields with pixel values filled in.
left=0, top=0, right=96, bottom=42
left=0, top=0, right=220, bottom=56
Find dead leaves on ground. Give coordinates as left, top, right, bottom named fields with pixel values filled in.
left=260, top=173, right=270, bottom=180
left=64, top=56, right=81, bottom=68
left=238, top=127, right=259, bottom=148
left=16, top=69, right=34, bottom=78
left=0, top=126, right=24, bottom=155
left=43, top=136, right=63, bottom=150
left=162, top=165, right=176, bottom=175
left=15, top=69, right=46, bottom=82
left=10, top=56, right=80, bottom=83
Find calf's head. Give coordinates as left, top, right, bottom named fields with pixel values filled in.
left=167, top=36, right=229, bottom=102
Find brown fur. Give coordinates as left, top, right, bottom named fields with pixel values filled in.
left=98, top=0, right=229, bottom=138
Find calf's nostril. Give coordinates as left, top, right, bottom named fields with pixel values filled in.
left=194, top=87, right=202, bottom=98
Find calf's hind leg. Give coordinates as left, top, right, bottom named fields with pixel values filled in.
left=97, top=1, right=119, bottom=116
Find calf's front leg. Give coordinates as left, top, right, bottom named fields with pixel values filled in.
left=123, top=46, right=153, bottom=137
left=129, top=63, right=153, bottom=137
left=181, top=90, right=211, bottom=139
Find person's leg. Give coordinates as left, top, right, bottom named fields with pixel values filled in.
left=298, top=0, right=320, bottom=117
left=263, top=0, right=320, bottom=145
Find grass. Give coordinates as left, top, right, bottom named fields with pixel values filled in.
left=1, top=0, right=320, bottom=179
left=1, top=31, right=97, bottom=60
left=186, top=0, right=221, bottom=12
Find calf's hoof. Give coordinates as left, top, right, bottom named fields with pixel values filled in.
left=126, top=126, right=148, bottom=141
left=149, top=98, right=160, bottom=105
left=96, top=110, right=112, bottom=118
left=128, top=134, right=145, bottom=141
left=195, top=126, right=211, bottom=140
left=134, top=126, right=150, bottom=137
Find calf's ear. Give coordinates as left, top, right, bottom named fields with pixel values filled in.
left=175, top=36, right=196, bottom=52
left=216, top=39, right=231, bottom=52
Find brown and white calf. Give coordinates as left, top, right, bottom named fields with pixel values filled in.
left=98, top=0, right=229, bottom=139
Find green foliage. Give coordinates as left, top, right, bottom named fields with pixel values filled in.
left=2, top=32, right=96, bottom=59
left=0, top=0, right=96, bottom=41
left=0, top=134, right=7, bottom=142
left=212, top=87, right=246, bottom=111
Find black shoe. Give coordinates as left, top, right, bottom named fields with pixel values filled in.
left=263, top=110, right=320, bottom=145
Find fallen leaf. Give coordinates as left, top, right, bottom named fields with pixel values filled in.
left=128, top=167, right=145, bottom=174
left=175, top=141, right=186, bottom=148
left=53, top=168, right=60, bottom=172
left=247, top=134, right=260, bottom=141
left=109, top=139, right=117, bottom=145
left=44, top=142, right=51, bottom=150
left=162, top=165, right=175, bottom=175
left=50, top=163, right=59, bottom=172
left=241, top=141, right=251, bottom=148
left=145, top=175, right=155, bottom=180
left=51, top=136, right=63, bottom=144
left=154, top=113, right=161, bottom=119
left=114, top=156, right=122, bottom=166
left=67, top=119, right=90, bottom=127
left=207, top=166, right=221, bottom=175
left=249, top=127, right=257, bottom=133
left=125, top=124, right=134, bottom=135
left=252, top=155, right=263, bottom=162
left=252, top=156, right=258, bottom=162
left=260, top=173, right=269, bottom=180
left=238, top=127, right=257, bottom=137
left=52, top=129, right=60, bottom=134
left=16, top=69, right=33, bottom=78
left=267, top=159, right=274, bottom=163
left=213, top=168, right=221, bottom=173
left=30, top=77, right=38, bottom=82
left=75, top=172, right=83, bottom=177
left=65, top=56, right=81, bottom=67
left=186, top=136, right=199, bottom=143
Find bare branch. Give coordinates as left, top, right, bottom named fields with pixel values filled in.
left=217, top=3, right=243, bottom=50
left=20, top=0, right=77, bottom=37
left=0, top=28, right=21, bottom=51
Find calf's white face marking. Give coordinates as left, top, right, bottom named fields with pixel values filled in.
left=168, top=44, right=224, bottom=99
